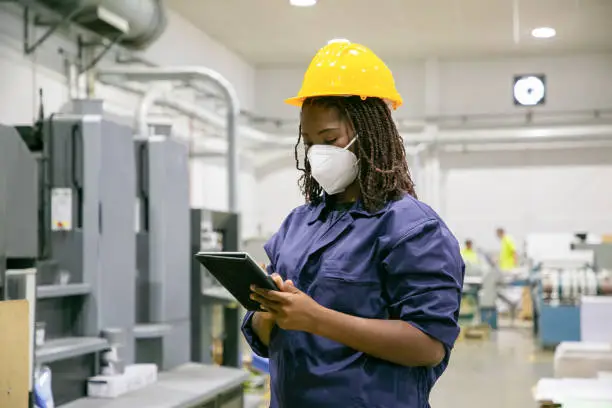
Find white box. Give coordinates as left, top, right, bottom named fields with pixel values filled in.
left=87, top=364, right=158, bottom=398
left=125, top=364, right=158, bottom=389
left=581, top=296, right=612, bottom=342
left=87, top=375, right=131, bottom=398
left=554, top=342, right=612, bottom=378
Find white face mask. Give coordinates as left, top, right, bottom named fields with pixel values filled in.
left=307, top=136, right=359, bottom=195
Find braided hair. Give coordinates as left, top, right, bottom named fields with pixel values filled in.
left=294, top=96, right=417, bottom=212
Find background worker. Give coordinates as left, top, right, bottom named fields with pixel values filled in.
left=242, top=40, right=464, bottom=408
left=496, top=227, right=517, bottom=271
left=495, top=227, right=532, bottom=320
left=461, top=239, right=479, bottom=265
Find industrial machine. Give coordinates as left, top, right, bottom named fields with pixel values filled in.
left=0, top=122, right=40, bottom=405
left=537, top=265, right=612, bottom=347
left=1, top=100, right=249, bottom=407
left=0, top=124, right=39, bottom=276
left=529, top=233, right=612, bottom=348
left=134, top=122, right=191, bottom=370
left=1, top=99, right=137, bottom=404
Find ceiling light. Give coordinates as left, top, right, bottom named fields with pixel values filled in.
left=531, top=27, right=556, bottom=39
left=327, top=38, right=351, bottom=45
left=290, top=0, right=317, bottom=6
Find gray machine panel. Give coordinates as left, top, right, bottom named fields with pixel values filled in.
left=163, top=319, right=191, bottom=370
left=148, top=138, right=190, bottom=323
left=134, top=135, right=191, bottom=369
left=45, top=116, right=96, bottom=288
left=46, top=103, right=136, bottom=363
left=0, top=125, right=39, bottom=259
left=98, top=119, right=137, bottom=363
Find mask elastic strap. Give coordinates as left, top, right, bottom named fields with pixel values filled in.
left=344, top=134, right=358, bottom=150
left=345, top=135, right=360, bottom=169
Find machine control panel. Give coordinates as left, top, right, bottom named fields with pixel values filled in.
left=51, top=188, right=73, bottom=231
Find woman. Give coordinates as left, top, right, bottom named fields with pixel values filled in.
left=242, top=40, right=464, bottom=408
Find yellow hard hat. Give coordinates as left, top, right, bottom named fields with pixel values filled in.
left=285, top=40, right=403, bottom=110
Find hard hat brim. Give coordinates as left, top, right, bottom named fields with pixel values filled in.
left=284, top=95, right=403, bottom=110
left=284, top=96, right=304, bottom=107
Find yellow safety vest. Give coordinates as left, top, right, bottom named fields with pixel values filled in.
left=499, top=235, right=517, bottom=271
left=460, top=248, right=479, bottom=264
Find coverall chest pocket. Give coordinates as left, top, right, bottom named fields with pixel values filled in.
left=311, top=261, right=383, bottom=318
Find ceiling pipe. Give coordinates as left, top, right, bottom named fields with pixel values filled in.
left=98, top=69, right=612, bottom=161
left=271, top=124, right=612, bottom=147
left=98, top=76, right=295, bottom=146
left=97, top=66, right=241, bottom=212
left=137, top=84, right=173, bottom=138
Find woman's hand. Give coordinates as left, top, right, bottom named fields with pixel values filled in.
left=254, top=273, right=286, bottom=323
left=250, top=276, right=324, bottom=333
left=249, top=271, right=284, bottom=346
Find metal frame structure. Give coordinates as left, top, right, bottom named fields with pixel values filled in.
left=20, top=3, right=125, bottom=73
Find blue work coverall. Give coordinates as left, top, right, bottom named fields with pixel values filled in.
left=242, top=194, right=465, bottom=408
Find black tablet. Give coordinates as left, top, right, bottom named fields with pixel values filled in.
left=195, top=252, right=279, bottom=311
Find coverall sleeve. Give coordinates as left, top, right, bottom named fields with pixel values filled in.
left=241, top=214, right=291, bottom=357
left=382, top=218, right=465, bottom=352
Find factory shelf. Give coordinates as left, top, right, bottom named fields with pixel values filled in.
left=134, top=323, right=172, bottom=339
left=36, top=337, right=109, bottom=364
left=59, top=363, right=250, bottom=408
left=37, top=283, right=92, bottom=299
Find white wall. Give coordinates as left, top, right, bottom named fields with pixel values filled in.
left=141, top=12, right=255, bottom=112
left=256, top=166, right=303, bottom=237
left=438, top=55, right=612, bottom=117
left=0, top=4, right=260, bottom=238
left=441, top=147, right=612, bottom=251
left=190, top=157, right=259, bottom=239
left=253, top=54, right=612, bottom=242
left=255, top=54, right=612, bottom=120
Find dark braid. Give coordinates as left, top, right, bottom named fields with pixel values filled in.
left=294, top=96, right=417, bottom=212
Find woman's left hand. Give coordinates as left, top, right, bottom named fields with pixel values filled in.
left=250, top=280, right=324, bottom=332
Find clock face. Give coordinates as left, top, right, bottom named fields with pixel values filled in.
left=513, top=75, right=546, bottom=106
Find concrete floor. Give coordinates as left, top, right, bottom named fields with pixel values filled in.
left=430, top=323, right=553, bottom=408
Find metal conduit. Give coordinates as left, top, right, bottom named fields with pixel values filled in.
left=97, top=66, right=241, bottom=212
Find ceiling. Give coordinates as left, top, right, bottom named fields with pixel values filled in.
left=165, top=0, right=612, bottom=66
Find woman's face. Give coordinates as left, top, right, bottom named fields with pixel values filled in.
left=300, top=104, right=355, bottom=151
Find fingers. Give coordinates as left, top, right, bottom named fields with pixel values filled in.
left=251, top=285, right=290, bottom=302
left=270, top=273, right=285, bottom=290
left=282, top=279, right=300, bottom=294
left=250, top=293, right=281, bottom=312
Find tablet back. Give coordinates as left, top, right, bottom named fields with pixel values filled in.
left=196, top=253, right=277, bottom=311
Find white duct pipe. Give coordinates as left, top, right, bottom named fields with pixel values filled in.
left=137, top=84, right=173, bottom=138
left=274, top=124, right=612, bottom=147
left=99, top=77, right=294, bottom=146
left=98, top=66, right=241, bottom=212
